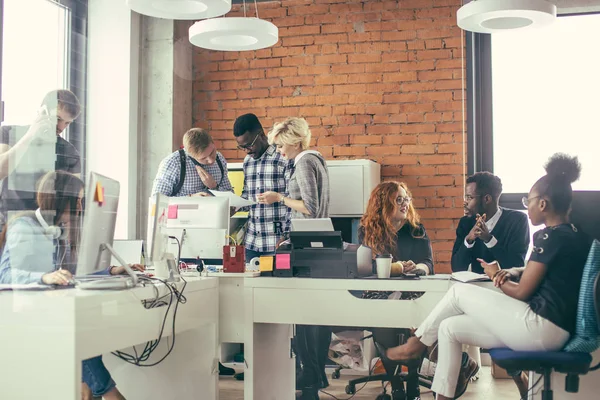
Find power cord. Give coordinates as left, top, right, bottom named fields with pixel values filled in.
left=519, top=373, right=544, bottom=400
left=319, top=360, right=378, bottom=400
left=111, top=236, right=187, bottom=367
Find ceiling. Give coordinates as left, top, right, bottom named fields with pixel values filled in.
left=235, top=1, right=600, bottom=14
left=554, top=0, right=600, bottom=13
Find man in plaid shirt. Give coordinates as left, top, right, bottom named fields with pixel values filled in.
left=151, top=128, right=233, bottom=197
left=234, top=114, right=292, bottom=262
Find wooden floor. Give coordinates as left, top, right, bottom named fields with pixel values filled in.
left=219, top=366, right=519, bottom=400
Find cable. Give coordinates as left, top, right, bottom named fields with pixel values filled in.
left=319, top=360, right=378, bottom=400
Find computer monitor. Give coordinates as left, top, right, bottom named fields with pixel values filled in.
left=77, top=172, right=124, bottom=276
left=164, top=196, right=230, bottom=263
left=147, top=193, right=170, bottom=265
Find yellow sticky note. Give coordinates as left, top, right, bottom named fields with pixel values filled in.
left=95, top=182, right=104, bottom=204
left=151, top=204, right=156, bottom=217
left=259, top=256, right=274, bottom=272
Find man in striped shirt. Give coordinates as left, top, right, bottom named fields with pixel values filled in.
left=233, top=114, right=292, bottom=262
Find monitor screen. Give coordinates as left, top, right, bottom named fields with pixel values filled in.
left=147, top=193, right=169, bottom=264
left=164, top=196, right=230, bottom=262
left=76, top=172, right=120, bottom=276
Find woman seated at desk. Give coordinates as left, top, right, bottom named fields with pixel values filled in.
left=359, top=180, right=433, bottom=276
left=381, top=153, right=593, bottom=400
left=0, top=171, right=139, bottom=400
left=358, top=181, right=434, bottom=400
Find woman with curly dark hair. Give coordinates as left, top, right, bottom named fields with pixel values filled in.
left=382, top=154, right=593, bottom=400
left=359, top=181, right=433, bottom=275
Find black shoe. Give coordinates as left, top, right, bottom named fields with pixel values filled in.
left=234, top=372, right=244, bottom=381
left=454, top=353, right=479, bottom=399
left=219, top=362, right=235, bottom=376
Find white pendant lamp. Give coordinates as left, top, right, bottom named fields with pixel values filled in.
left=457, top=0, right=557, bottom=34
left=127, top=0, right=232, bottom=20
left=189, top=1, right=278, bottom=51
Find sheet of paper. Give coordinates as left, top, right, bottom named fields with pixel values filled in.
left=451, top=271, right=491, bottom=283
left=259, top=256, right=274, bottom=272
left=168, top=204, right=178, bottom=219
left=111, top=240, right=144, bottom=265
left=209, top=190, right=256, bottom=208
left=276, top=254, right=291, bottom=270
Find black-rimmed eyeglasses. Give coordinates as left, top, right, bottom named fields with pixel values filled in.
left=237, top=133, right=260, bottom=151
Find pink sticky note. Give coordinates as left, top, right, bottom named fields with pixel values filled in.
left=168, top=205, right=178, bottom=219
left=276, top=253, right=291, bottom=270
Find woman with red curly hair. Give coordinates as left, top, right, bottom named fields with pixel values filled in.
left=360, top=181, right=433, bottom=275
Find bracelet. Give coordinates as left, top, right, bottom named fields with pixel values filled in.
left=279, top=194, right=285, bottom=204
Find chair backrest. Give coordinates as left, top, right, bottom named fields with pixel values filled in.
left=564, top=239, right=600, bottom=353
left=595, top=261, right=600, bottom=331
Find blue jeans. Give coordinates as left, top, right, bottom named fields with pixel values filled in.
left=82, top=356, right=116, bottom=397
left=245, top=249, right=274, bottom=263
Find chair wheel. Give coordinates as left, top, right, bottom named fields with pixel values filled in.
left=345, top=384, right=355, bottom=395
left=376, top=395, right=392, bottom=400
left=332, top=370, right=341, bottom=379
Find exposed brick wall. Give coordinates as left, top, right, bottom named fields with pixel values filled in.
left=191, top=0, right=466, bottom=273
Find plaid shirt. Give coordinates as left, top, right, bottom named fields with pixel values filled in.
left=242, top=145, right=293, bottom=253
left=151, top=150, right=233, bottom=197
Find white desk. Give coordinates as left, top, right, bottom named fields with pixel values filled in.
left=0, top=277, right=219, bottom=400
left=242, top=276, right=453, bottom=400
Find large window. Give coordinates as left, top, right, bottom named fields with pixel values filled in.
left=1, top=0, right=70, bottom=124
left=468, top=13, right=600, bottom=255
left=0, top=0, right=87, bottom=167
left=491, top=14, right=600, bottom=194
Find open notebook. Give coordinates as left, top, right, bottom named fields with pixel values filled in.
left=451, top=271, right=491, bottom=283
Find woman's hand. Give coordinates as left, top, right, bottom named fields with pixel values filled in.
left=42, top=269, right=73, bottom=285
left=477, top=258, right=500, bottom=279
left=402, top=260, right=416, bottom=273
left=493, top=270, right=512, bottom=287
left=110, top=264, right=145, bottom=275
left=256, top=191, right=282, bottom=205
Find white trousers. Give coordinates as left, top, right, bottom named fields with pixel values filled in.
left=414, top=283, right=570, bottom=397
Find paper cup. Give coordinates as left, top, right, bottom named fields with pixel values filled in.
left=376, top=257, right=392, bottom=279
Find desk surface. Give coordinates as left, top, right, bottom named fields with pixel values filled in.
left=244, top=275, right=452, bottom=291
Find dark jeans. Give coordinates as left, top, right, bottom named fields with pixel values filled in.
left=295, top=325, right=333, bottom=388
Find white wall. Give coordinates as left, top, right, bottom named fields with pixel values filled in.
left=86, top=0, right=140, bottom=239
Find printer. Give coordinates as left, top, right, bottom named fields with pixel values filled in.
left=273, top=231, right=359, bottom=278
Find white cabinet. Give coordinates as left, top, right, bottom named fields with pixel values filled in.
left=227, top=159, right=381, bottom=218
left=326, top=159, right=380, bottom=217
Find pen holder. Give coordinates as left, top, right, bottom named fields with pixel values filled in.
left=223, top=245, right=245, bottom=273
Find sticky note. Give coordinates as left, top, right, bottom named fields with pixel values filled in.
left=275, top=253, right=291, bottom=270
left=95, top=182, right=104, bottom=204
left=259, top=256, right=273, bottom=272
left=151, top=204, right=156, bottom=217
left=168, top=205, right=178, bottom=219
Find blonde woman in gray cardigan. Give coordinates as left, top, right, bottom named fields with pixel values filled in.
left=257, top=117, right=330, bottom=220
left=256, top=117, right=332, bottom=396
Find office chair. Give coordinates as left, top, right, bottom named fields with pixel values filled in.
left=341, top=329, right=432, bottom=400
left=490, top=241, right=600, bottom=400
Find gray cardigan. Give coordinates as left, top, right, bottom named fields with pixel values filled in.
left=288, top=151, right=330, bottom=219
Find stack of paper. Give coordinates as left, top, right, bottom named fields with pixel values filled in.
left=451, top=271, right=491, bottom=283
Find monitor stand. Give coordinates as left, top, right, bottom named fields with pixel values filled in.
left=77, top=243, right=139, bottom=290
left=154, top=252, right=180, bottom=282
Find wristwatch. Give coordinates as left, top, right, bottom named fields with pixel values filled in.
left=279, top=194, right=285, bottom=204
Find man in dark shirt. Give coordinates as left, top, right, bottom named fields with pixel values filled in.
left=0, top=89, right=81, bottom=228
left=452, top=172, right=530, bottom=274
left=451, top=172, right=531, bottom=396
